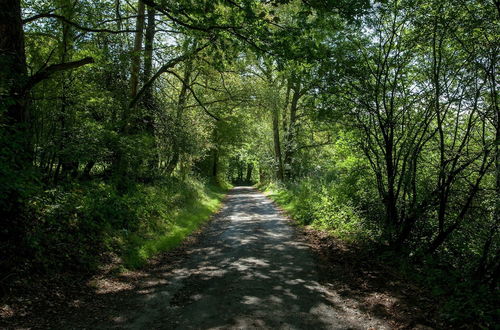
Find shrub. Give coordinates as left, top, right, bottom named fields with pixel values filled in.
left=264, top=179, right=373, bottom=243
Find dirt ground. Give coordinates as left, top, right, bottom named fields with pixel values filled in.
left=1, top=187, right=440, bottom=329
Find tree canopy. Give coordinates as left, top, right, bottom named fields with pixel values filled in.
left=0, top=0, right=498, bottom=326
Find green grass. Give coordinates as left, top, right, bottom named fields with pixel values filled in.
left=25, top=177, right=228, bottom=273
left=260, top=180, right=373, bottom=243
left=119, top=182, right=227, bottom=269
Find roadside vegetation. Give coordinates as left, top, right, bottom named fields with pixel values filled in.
left=261, top=163, right=498, bottom=327
left=11, top=177, right=227, bottom=273
left=1, top=0, right=498, bottom=327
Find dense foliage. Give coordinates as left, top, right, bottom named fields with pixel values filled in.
left=1, top=0, right=498, bottom=326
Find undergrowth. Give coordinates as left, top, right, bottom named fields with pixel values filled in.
left=22, top=177, right=227, bottom=274
left=259, top=180, right=499, bottom=328
left=260, top=180, right=374, bottom=243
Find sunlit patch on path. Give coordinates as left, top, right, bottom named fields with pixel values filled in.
left=112, top=187, right=391, bottom=329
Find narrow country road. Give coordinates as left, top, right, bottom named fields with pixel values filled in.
left=105, top=187, right=390, bottom=329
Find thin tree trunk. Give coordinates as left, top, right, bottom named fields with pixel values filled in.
left=212, top=148, right=218, bottom=179
left=58, top=0, right=79, bottom=180
left=272, top=107, right=284, bottom=181
left=283, top=84, right=300, bottom=180
left=143, top=5, right=156, bottom=130
left=238, top=162, right=244, bottom=182
left=142, top=5, right=158, bottom=174
left=211, top=128, right=219, bottom=180
left=427, top=152, right=492, bottom=254
left=246, top=163, right=253, bottom=183
left=490, top=56, right=499, bottom=249
left=81, top=160, right=95, bottom=179
left=384, top=128, right=398, bottom=233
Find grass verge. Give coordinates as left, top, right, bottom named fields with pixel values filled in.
left=259, top=181, right=373, bottom=243
left=22, top=177, right=228, bottom=274
left=258, top=181, right=498, bottom=328
left=116, top=181, right=227, bottom=269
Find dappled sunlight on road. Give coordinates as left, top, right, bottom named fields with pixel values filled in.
left=100, top=187, right=391, bottom=329
left=15, top=186, right=404, bottom=329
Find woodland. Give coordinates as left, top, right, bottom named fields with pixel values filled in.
left=0, top=0, right=499, bottom=327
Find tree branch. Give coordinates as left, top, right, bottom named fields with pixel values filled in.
left=165, top=70, right=221, bottom=121
left=141, top=0, right=242, bottom=32
left=129, top=40, right=212, bottom=109
left=25, top=57, right=94, bottom=91
left=23, top=13, right=138, bottom=34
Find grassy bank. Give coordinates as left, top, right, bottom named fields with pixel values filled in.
left=19, top=177, right=228, bottom=276
left=259, top=181, right=374, bottom=243
left=117, top=180, right=227, bottom=269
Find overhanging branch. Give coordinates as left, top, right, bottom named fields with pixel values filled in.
left=25, top=57, right=94, bottom=91
left=141, top=0, right=242, bottom=32
left=129, top=40, right=212, bottom=109
left=165, top=70, right=221, bottom=121
left=23, top=13, right=138, bottom=34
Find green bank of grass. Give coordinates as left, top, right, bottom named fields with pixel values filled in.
left=118, top=181, right=227, bottom=269
left=25, top=177, right=228, bottom=273
left=259, top=181, right=374, bottom=243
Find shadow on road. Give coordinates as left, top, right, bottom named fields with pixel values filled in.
left=3, top=187, right=436, bottom=329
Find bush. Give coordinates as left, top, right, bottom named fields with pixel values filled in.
left=264, top=177, right=499, bottom=328
left=263, top=179, right=374, bottom=243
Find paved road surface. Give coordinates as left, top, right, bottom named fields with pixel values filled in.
left=114, top=187, right=390, bottom=329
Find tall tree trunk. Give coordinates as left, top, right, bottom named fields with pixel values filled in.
left=490, top=53, right=499, bottom=250
left=129, top=0, right=145, bottom=101
left=121, top=0, right=145, bottom=133
left=143, top=6, right=156, bottom=131
left=165, top=54, right=193, bottom=176
left=282, top=81, right=291, bottom=133
left=383, top=98, right=398, bottom=235
left=58, top=0, right=79, bottom=180
left=142, top=5, right=158, bottom=174
left=0, top=0, right=28, bottom=126
left=0, top=0, right=31, bottom=272
left=114, top=0, right=145, bottom=188
left=0, top=0, right=31, bottom=197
